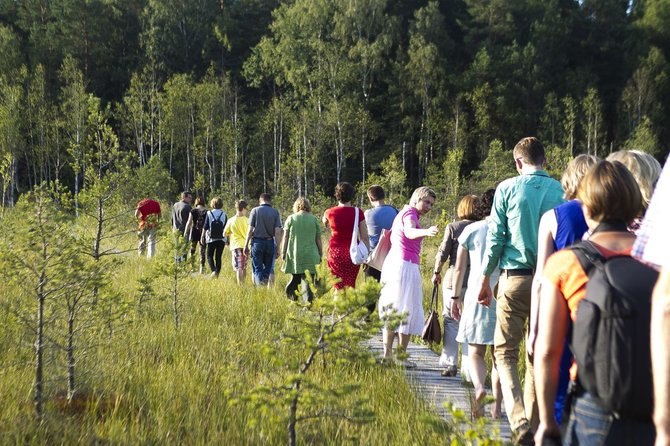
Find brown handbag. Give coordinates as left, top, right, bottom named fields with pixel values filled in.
left=421, top=285, right=442, bottom=344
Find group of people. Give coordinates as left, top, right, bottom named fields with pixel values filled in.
left=133, top=135, right=670, bottom=446
left=372, top=136, right=668, bottom=446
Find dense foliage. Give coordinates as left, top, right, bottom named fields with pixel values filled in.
left=0, top=0, right=668, bottom=207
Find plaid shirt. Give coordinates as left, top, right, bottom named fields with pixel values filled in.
left=632, top=159, right=670, bottom=270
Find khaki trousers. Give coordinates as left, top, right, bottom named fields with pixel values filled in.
left=493, top=273, right=538, bottom=434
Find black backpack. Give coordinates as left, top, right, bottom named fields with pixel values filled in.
left=570, top=240, right=658, bottom=420
left=194, top=208, right=207, bottom=232
left=208, top=211, right=226, bottom=240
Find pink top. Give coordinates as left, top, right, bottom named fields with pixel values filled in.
left=390, top=205, right=423, bottom=264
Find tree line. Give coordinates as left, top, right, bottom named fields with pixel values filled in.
left=0, top=0, right=668, bottom=209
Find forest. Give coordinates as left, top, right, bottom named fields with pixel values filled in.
left=1, top=1, right=669, bottom=443
left=0, top=0, right=668, bottom=209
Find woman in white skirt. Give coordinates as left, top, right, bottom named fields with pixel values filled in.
left=378, top=187, right=439, bottom=367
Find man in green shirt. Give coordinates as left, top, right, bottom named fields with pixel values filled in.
left=477, top=137, right=564, bottom=445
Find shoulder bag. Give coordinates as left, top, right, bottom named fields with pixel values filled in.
left=350, top=207, right=369, bottom=265
left=365, top=228, right=391, bottom=271
left=422, top=285, right=442, bottom=344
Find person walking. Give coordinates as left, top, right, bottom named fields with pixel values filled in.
left=280, top=197, right=323, bottom=302
left=477, top=137, right=564, bottom=444
left=451, top=189, right=502, bottom=419
left=534, top=161, right=651, bottom=445
left=527, top=154, right=598, bottom=425
left=183, top=196, right=208, bottom=273
left=172, top=191, right=192, bottom=233
left=202, top=197, right=227, bottom=278
left=135, top=198, right=161, bottom=259
left=432, top=194, right=478, bottom=378
left=244, top=193, right=282, bottom=286
left=378, top=187, right=439, bottom=367
left=364, top=185, right=398, bottom=282
left=323, top=182, right=370, bottom=290
left=632, top=158, right=670, bottom=446
left=223, top=200, right=249, bottom=284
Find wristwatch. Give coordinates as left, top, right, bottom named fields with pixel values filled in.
left=433, top=270, right=441, bottom=275
left=451, top=296, right=460, bottom=300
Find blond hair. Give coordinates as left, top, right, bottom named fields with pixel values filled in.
left=606, top=150, right=661, bottom=209
left=561, top=154, right=599, bottom=200
left=292, top=197, right=311, bottom=213
left=409, top=186, right=437, bottom=207
left=210, top=197, right=223, bottom=209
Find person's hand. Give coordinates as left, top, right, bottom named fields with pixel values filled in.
left=275, top=248, right=281, bottom=259
left=431, top=272, right=442, bottom=285
left=426, top=225, right=439, bottom=237
left=244, top=246, right=250, bottom=256
left=478, top=277, right=492, bottom=307
left=534, top=421, right=561, bottom=446
left=451, top=298, right=462, bottom=321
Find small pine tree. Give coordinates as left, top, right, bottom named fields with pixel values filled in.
left=151, top=229, right=192, bottom=330
left=240, top=270, right=383, bottom=446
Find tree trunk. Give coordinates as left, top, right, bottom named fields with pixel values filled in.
left=67, top=313, right=76, bottom=401
left=173, top=266, right=179, bottom=330
left=35, top=271, right=45, bottom=424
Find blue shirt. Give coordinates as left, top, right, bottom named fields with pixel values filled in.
left=365, top=205, right=398, bottom=249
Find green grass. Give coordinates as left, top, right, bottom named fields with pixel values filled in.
left=0, top=247, right=462, bottom=445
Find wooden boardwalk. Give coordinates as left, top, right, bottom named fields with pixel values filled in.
left=366, top=336, right=512, bottom=442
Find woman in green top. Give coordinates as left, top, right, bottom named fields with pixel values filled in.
left=280, top=197, right=323, bottom=302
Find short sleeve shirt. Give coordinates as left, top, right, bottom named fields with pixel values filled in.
left=224, top=215, right=249, bottom=250
left=365, top=205, right=398, bottom=249
left=390, top=205, right=423, bottom=264
left=248, top=204, right=282, bottom=239
left=324, top=206, right=365, bottom=248
left=136, top=199, right=161, bottom=230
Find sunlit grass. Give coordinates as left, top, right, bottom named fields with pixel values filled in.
left=0, top=242, right=460, bottom=444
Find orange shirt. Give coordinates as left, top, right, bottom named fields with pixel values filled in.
left=543, top=243, right=632, bottom=380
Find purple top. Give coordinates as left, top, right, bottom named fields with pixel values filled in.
left=390, top=205, right=423, bottom=264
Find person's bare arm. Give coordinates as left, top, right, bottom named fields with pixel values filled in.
left=244, top=225, right=254, bottom=255
left=274, top=226, right=283, bottom=259
left=653, top=266, right=670, bottom=446
left=280, top=228, right=289, bottom=260
left=359, top=220, right=370, bottom=250
left=450, top=245, right=470, bottom=321
left=533, top=278, right=569, bottom=444
left=315, top=233, right=323, bottom=260
left=403, top=217, right=438, bottom=239
left=183, top=212, right=194, bottom=238
left=528, top=210, right=557, bottom=357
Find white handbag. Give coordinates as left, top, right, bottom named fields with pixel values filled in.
left=349, top=207, right=369, bottom=265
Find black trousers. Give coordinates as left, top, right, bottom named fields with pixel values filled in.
left=363, top=265, right=381, bottom=313
left=207, top=240, right=225, bottom=274
left=285, top=273, right=315, bottom=302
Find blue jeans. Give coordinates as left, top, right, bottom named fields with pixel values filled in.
left=563, top=392, right=655, bottom=446
left=251, top=238, right=275, bottom=285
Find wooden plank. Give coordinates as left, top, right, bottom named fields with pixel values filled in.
left=365, top=336, right=512, bottom=442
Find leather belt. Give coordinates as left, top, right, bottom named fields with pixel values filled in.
left=503, top=268, right=534, bottom=277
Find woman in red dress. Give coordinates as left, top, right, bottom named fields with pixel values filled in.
left=323, top=182, right=371, bottom=289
